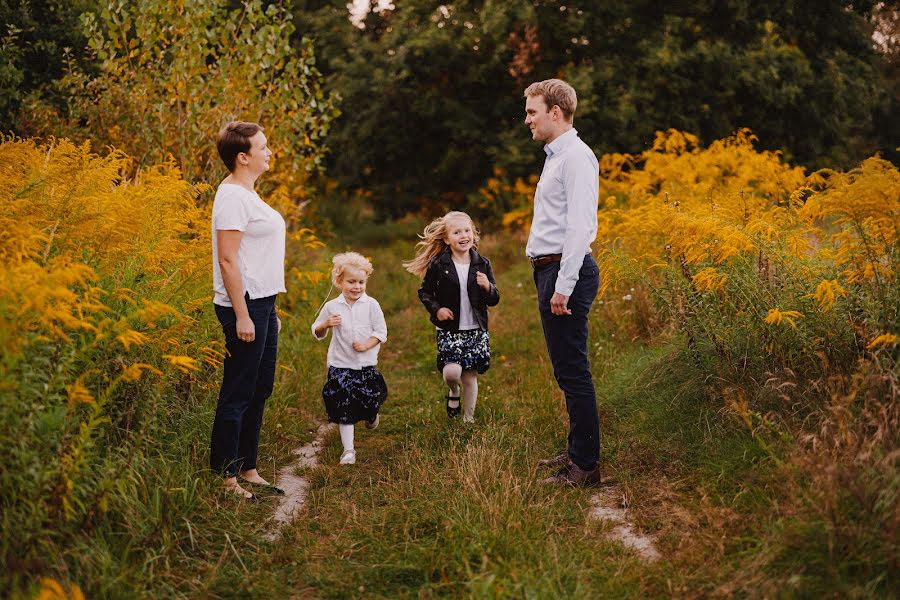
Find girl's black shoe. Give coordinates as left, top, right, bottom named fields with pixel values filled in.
left=446, top=394, right=461, bottom=418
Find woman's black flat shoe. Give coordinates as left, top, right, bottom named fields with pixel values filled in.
left=446, top=394, right=461, bottom=418
left=227, top=486, right=258, bottom=502
left=239, top=477, right=285, bottom=495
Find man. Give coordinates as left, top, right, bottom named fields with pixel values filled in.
left=524, top=79, right=603, bottom=486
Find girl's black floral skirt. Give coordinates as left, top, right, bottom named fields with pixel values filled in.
left=322, top=365, right=387, bottom=425
left=435, top=328, right=491, bottom=374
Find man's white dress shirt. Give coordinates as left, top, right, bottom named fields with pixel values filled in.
left=525, top=128, right=599, bottom=297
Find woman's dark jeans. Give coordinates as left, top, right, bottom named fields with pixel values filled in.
left=533, top=254, right=601, bottom=471
left=210, top=295, right=278, bottom=478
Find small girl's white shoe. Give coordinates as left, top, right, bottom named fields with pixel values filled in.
left=339, top=449, right=356, bottom=465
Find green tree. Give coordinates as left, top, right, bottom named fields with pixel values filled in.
left=297, top=0, right=893, bottom=218
left=26, top=0, right=338, bottom=194
left=0, top=0, right=98, bottom=131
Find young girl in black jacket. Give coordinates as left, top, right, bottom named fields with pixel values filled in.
left=404, top=211, right=500, bottom=422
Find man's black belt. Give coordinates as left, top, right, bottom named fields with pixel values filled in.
left=529, top=254, right=562, bottom=268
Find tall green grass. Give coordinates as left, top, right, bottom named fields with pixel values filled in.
left=6, top=222, right=894, bottom=597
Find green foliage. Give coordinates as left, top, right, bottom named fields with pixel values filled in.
left=0, top=0, right=99, bottom=130
left=297, top=0, right=893, bottom=217
left=0, top=22, right=23, bottom=125
left=25, top=0, right=338, bottom=186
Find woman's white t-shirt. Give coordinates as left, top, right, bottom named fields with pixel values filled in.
left=211, top=182, right=286, bottom=307
left=453, top=261, right=479, bottom=330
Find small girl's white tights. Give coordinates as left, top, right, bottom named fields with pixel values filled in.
left=442, top=363, right=479, bottom=422
left=339, top=424, right=354, bottom=452
left=443, top=363, right=462, bottom=409
left=461, top=370, right=478, bottom=422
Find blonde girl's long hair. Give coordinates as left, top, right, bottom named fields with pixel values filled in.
left=403, top=211, right=480, bottom=277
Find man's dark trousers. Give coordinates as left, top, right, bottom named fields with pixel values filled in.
left=533, top=254, right=600, bottom=471
left=210, top=295, right=278, bottom=477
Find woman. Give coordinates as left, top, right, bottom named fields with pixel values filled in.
left=209, top=121, right=285, bottom=500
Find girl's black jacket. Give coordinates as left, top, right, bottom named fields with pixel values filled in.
left=417, top=248, right=500, bottom=331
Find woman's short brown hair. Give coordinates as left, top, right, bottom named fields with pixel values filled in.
left=216, top=121, right=263, bottom=172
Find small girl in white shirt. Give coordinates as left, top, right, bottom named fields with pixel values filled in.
left=312, top=252, right=388, bottom=465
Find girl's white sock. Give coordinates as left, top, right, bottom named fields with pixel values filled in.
left=339, top=424, right=355, bottom=452
left=462, top=370, right=478, bottom=422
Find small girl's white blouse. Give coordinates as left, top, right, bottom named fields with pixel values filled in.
left=312, top=293, right=388, bottom=369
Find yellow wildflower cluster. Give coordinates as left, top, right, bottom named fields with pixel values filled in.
left=491, top=128, right=898, bottom=374
left=35, top=577, right=85, bottom=600
left=764, top=308, right=803, bottom=328
left=798, top=157, right=899, bottom=286
left=0, top=136, right=220, bottom=521
left=596, top=129, right=807, bottom=274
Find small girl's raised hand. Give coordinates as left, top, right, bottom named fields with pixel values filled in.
left=325, top=313, right=342, bottom=328
left=475, top=271, right=492, bottom=292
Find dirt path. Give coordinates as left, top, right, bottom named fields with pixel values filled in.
left=265, top=422, right=334, bottom=539
left=589, top=487, right=662, bottom=562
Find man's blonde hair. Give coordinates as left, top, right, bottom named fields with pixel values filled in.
left=332, top=252, right=373, bottom=285
left=523, top=79, right=577, bottom=121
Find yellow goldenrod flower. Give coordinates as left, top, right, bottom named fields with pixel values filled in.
left=121, top=363, right=164, bottom=382
left=132, top=300, right=180, bottom=325
left=691, top=267, right=728, bottom=291
left=36, top=577, right=85, bottom=600
left=66, top=379, right=95, bottom=408
left=764, top=308, right=803, bottom=328
left=867, top=333, right=897, bottom=350
left=111, top=287, right=138, bottom=303
left=116, top=329, right=150, bottom=350
left=806, top=279, right=847, bottom=312
left=201, top=344, right=226, bottom=368
left=162, top=354, right=201, bottom=373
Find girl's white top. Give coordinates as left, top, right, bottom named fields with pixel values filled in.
left=312, top=293, right=388, bottom=369
left=211, top=182, right=286, bottom=307
left=453, top=261, right=479, bottom=330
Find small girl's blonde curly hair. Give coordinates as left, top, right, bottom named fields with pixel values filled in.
left=403, top=211, right=479, bottom=278
left=331, top=252, right=373, bottom=285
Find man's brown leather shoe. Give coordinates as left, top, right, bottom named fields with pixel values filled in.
left=540, top=463, right=604, bottom=486
left=536, top=450, right=570, bottom=468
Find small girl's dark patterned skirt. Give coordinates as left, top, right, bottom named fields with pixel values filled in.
left=435, top=328, right=491, bottom=374
left=322, top=365, right=387, bottom=425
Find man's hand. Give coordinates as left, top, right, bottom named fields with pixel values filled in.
left=436, top=307, right=454, bottom=321
left=550, top=292, right=571, bottom=316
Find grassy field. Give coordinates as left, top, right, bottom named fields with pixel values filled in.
left=258, top=237, right=664, bottom=598
left=16, top=230, right=894, bottom=599
left=258, top=231, right=893, bottom=599
left=170, top=234, right=792, bottom=599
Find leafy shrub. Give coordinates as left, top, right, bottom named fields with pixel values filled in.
left=488, top=129, right=899, bottom=382
left=0, top=136, right=217, bottom=592
left=25, top=0, right=339, bottom=216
